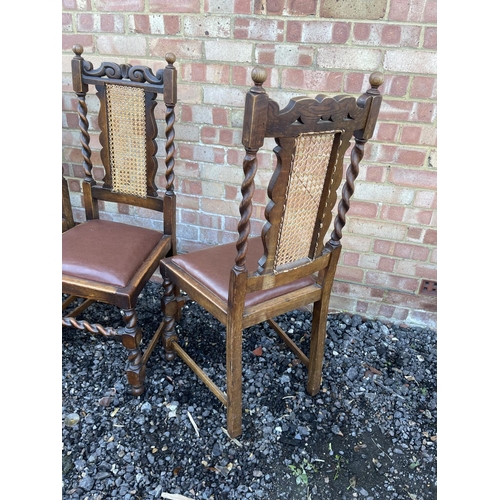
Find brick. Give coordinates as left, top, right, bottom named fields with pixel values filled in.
left=379, top=100, right=413, bottom=121
left=358, top=254, right=380, bottom=270
left=256, top=44, right=314, bottom=67
left=182, top=63, right=230, bottom=84
left=354, top=182, right=415, bottom=205
left=201, top=164, right=243, bottom=185
left=393, top=242, right=429, bottom=261
left=365, top=166, right=386, bottom=183
left=348, top=218, right=407, bottom=240
left=318, top=47, right=382, bottom=71
left=389, top=168, right=436, bottom=189
left=282, top=69, right=342, bottom=92
left=205, top=40, right=253, bottom=63
left=406, top=227, right=423, bottom=242
left=348, top=200, right=378, bottom=218
left=129, top=14, right=180, bottom=35
left=150, top=0, right=199, bottom=12
left=384, top=50, right=437, bottom=75
left=410, top=76, right=437, bottom=99
left=424, top=27, right=437, bottom=49
left=255, top=0, right=285, bottom=15
left=201, top=198, right=240, bottom=217
left=96, top=0, right=144, bottom=10
left=201, top=180, right=225, bottom=198
left=96, top=35, right=147, bottom=56
left=150, top=38, right=203, bottom=60
left=412, top=102, right=436, bottom=123
left=335, top=265, right=365, bottom=283
left=423, top=229, right=437, bottom=245
left=381, top=205, right=404, bottom=222
left=234, top=18, right=284, bottom=41
left=414, top=190, right=436, bottom=209
left=63, top=0, right=91, bottom=10
left=366, top=271, right=419, bottom=293
left=62, top=34, right=94, bottom=51
left=204, top=86, right=247, bottom=107
left=205, top=0, right=252, bottom=14
left=184, top=16, right=231, bottom=38
left=374, top=122, right=398, bottom=142
left=62, top=13, right=73, bottom=31
left=403, top=208, right=433, bottom=226
left=286, top=0, right=316, bottom=15
left=77, top=14, right=125, bottom=33
left=320, top=0, right=386, bottom=19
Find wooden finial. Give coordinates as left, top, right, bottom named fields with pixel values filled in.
left=72, top=44, right=83, bottom=57
left=251, top=66, right=267, bottom=86
left=165, top=52, right=176, bottom=65
left=369, top=71, right=384, bottom=90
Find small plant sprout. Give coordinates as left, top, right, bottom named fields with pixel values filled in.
left=288, top=458, right=318, bottom=486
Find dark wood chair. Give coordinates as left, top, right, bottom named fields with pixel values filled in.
left=62, top=173, right=75, bottom=232
left=159, top=67, right=384, bottom=437
left=62, top=45, right=178, bottom=396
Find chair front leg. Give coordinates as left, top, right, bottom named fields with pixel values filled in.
left=226, top=321, right=243, bottom=438
left=121, top=307, right=145, bottom=396
left=161, top=271, right=178, bottom=361
left=306, top=299, right=328, bottom=397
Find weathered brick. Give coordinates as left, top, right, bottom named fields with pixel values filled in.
left=381, top=205, right=404, bottom=222
left=129, top=14, right=180, bottom=35
left=204, top=86, right=247, bottom=107
left=234, top=18, right=284, bottom=41
left=318, top=47, right=382, bottom=71
left=150, top=38, right=203, bottom=60
left=410, top=76, right=437, bottom=99
left=205, top=40, right=253, bottom=63
left=150, top=0, right=199, bottom=12
left=320, top=0, right=386, bottom=20
left=348, top=218, right=407, bottom=241
left=384, top=50, right=437, bottom=75
left=366, top=271, right=419, bottom=293
left=286, top=0, right=316, bottom=15
left=374, top=122, right=398, bottom=142
left=62, top=13, right=73, bottom=31
left=96, top=0, right=144, bottom=11
left=96, top=35, right=147, bottom=56
left=282, top=69, right=342, bottom=92
left=185, top=16, right=231, bottom=38
left=62, top=34, right=94, bottom=51
left=256, top=44, right=314, bottom=67
left=389, top=167, right=436, bottom=189
left=63, top=0, right=91, bottom=10
left=206, top=0, right=252, bottom=14
left=182, top=63, right=231, bottom=84
left=423, top=27, right=437, bottom=50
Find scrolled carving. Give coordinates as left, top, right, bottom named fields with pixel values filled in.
left=83, top=60, right=164, bottom=84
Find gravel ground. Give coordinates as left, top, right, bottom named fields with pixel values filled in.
left=62, top=281, right=437, bottom=500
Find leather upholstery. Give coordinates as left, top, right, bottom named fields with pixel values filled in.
left=167, top=237, right=316, bottom=308
left=62, top=219, right=164, bottom=287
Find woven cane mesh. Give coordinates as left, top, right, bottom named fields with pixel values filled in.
left=106, top=84, right=148, bottom=198
left=274, top=131, right=337, bottom=269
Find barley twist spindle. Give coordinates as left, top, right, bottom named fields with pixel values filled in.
left=331, top=137, right=366, bottom=247
left=62, top=317, right=121, bottom=338
left=235, top=149, right=258, bottom=271
left=161, top=274, right=178, bottom=360
left=164, top=105, right=175, bottom=193
left=76, top=95, right=93, bottom=181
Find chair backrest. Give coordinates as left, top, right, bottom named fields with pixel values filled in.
left=236, top=67, right=383, bottom=291
left=71, top=45, right=177, bottom=238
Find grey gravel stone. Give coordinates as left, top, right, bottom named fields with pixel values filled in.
left=62, top=282, right=437, bottom=500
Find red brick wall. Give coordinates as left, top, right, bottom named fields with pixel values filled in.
left=62, top=0, right=437, bottom=328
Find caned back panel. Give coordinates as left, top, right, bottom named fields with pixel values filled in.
left=274, top=131, right=338, bottom=269
left=106, top=84, right=148, bottom=198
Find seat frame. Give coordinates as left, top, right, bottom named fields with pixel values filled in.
left=62, top=45, right=178, bottom=396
